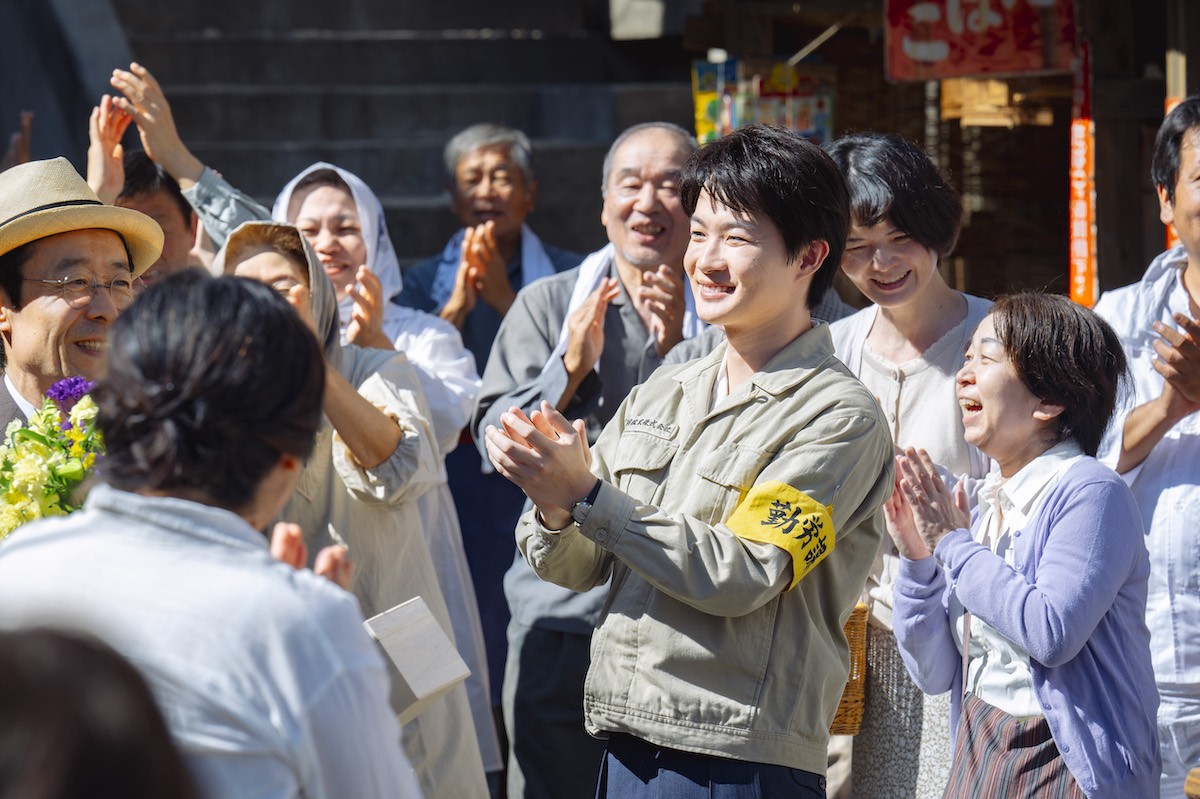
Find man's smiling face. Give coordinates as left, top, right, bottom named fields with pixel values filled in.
left=0, top=228, right=133, bottom=402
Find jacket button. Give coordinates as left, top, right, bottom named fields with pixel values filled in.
left=1014, top=531, right=1021, bottom=537
left=594, top=528, right=608, bottom=542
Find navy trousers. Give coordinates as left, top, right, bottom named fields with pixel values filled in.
left=597, top=733, right=827, bottom=799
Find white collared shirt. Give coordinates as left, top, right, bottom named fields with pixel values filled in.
left=949, top=441, right=1085, bottom=717
left=3, top=374, right=37, bottom=422
left=0, top=485, right=420, bottom=799
left=1094, top=247, right=1200, bottom=688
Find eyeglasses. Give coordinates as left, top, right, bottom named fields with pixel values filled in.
left=24, top=274, right=138, bottom=309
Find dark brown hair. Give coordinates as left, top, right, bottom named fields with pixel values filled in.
left=680, top=124, right=850, bottom=310
left=990, top=292, right=1128, bottom=456
left=0, top=628, right=199, bottom=799
left=95, top=271, right=324, bottom=510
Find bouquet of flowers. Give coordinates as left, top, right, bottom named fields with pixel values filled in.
left=0, top=377, right=103, bottom=539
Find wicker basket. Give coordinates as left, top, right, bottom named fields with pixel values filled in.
left=830, top=602, right=869, bottom=736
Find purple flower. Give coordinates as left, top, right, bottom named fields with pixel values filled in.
left=46, top=377, right=95, bottom=414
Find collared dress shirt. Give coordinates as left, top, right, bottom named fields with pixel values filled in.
left=894, top=453, right=1160, bottom=798
left=948, top=442, right=1085, bottom=718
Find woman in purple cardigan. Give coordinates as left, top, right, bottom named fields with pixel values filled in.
left=886, top=293, right=1161, bottom=798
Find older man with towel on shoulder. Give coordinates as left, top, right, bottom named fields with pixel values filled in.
left=472, top=121, right=703, bottom=799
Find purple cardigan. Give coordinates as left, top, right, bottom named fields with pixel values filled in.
left=893, top=457, right=1161, bottom=798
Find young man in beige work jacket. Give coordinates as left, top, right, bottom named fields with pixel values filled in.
left=485, top=124, right=894, bottom=799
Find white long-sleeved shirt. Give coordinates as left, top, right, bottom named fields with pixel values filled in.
left=1095, top=245, right=1200, bottom=688
left=0, top=485, right=421, bottom=799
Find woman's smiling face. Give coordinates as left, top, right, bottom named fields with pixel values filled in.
left=957, top=314, right=1062, bottom=476
left=291, top=184, right=365, bottom=301
left=840, top=219, right=940, bottom=309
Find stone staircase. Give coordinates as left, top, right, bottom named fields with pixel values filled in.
left=108, top=0, right=696, bottom=263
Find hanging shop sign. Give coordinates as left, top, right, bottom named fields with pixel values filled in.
left=1068, top=39, right=1097, bottom=307
left=886, top=0, right=1076, bottom=82
left=691, top=59, right=835, bottom=144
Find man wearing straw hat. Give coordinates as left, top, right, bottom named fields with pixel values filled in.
left=0, top=157, right=162, bottom=430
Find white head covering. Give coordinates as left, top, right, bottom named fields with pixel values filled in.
left=272, top=163, right=405, bottom=336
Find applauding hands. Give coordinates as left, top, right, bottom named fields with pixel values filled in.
left=884, top=448, right=970, bottom=560
left=440, top=220, right=518, bottom=327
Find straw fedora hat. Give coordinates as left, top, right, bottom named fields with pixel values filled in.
left=0, top=157, right=164, bottom=278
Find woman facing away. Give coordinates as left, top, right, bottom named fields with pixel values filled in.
left=889, top=293, right=1160, bottom=798
left=216, top=221, right=490, bottom=798
left=824, top=131, right=992, bottom=798
left=0, top=272, right=421, bottom=798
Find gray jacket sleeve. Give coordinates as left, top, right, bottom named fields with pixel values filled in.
left=182, top=167, right=273, bottom=247
left=471, top=274, right=599, bottom=454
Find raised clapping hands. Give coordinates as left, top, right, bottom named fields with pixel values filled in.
left=87, top=95, right=132, bottom=203
left=109, top=62, right=204, bottom=187
left=484, top=401, right=596, bottom=531
left=270, top=522, right=355, bottom=590
left=1151, top=312, right=1200, bottom=420
left=464, top=220, right=517, bottom=314
left=563, top=277, right=621, bottom=385
left=1, top=111, right=33, bottom=173
left=345, top=265, right=393, bottom=349
left=441, top=221, right=517, bottom=327
left=884, top=448, right=969, bottom=560
left=638, top=265, right=686, bottom=357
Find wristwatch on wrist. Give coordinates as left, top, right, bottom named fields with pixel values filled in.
left=569, top=479, right=603, bottom=525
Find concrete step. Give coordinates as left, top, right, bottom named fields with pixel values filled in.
left=167, top=82, right=694, bottom=145
left=189, top=137, right=612, bottom=201
left=129, top=31, right=635, bottom=85
left=112, top=0, right=602, bottom=36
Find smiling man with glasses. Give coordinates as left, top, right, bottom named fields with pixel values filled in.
left=0, top=157, right=162, bottom=430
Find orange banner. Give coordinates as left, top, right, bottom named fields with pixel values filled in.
left=1068, top=117, right=1097, bottom=307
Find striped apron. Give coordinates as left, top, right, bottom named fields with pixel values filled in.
left=943, top=613, right=1085, bottom=799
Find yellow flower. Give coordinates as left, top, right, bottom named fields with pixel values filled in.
left=0, top=502, right=25, bottom=537
left=69, top=396, right=98, bottom=429
left=10, top=453, right=51, bottom=494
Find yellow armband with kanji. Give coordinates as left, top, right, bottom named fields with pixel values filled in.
left=724, top=480, right=834, bottom=590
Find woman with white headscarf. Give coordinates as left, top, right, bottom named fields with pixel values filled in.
left=185, top=163, right=501, bottom=783
left=217, top=220, right=490, bottom=798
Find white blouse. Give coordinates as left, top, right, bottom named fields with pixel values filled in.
left=831, top=295, right=993, bottom=629
left=948, top=441, right=1085, bottom=718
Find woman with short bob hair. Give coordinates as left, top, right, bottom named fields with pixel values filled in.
left=889, top=292, right=1161, bottom=798
left=825, top=131, right=992, bottom=797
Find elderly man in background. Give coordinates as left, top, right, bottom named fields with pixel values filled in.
left=0, top=156, right=161, bottom=430
left=396, top=124, right=583, bottom=738
left=398, top=123, right=582, bottom=362
left=473, top=121, right=702, bottom=798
